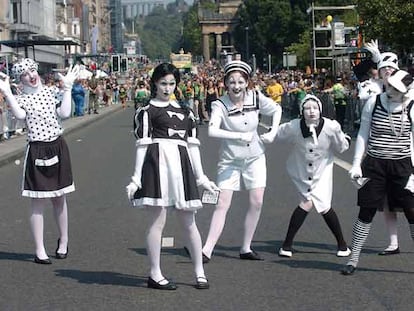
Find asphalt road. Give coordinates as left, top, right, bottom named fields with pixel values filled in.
left=1, top=108, right=414, bottom=311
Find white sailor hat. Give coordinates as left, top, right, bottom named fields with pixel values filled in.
left=387, top=70, right=414, bottom=94
left=224, top=60, right=252, bottom=77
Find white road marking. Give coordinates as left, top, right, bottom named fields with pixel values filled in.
left=162, top=237, right=174, bottom=247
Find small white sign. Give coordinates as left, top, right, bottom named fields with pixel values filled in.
left=162, top=237, right=174, bottom=247
left=202, top=190, right=220, bottom=205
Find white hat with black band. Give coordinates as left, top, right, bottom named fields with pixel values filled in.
left=224, top=60, right=252, bottom=77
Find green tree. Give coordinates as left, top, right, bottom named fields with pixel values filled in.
left=235, top=0, right=308, bottom=69
left=138, top=6, right=184, bottom=60
left=356, top=0, right=414, bottom=54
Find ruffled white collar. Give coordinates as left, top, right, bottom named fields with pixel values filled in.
left=150, top=99, right=181, bottom=108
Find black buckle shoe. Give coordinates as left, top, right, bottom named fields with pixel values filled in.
left=378, top=247, right=400, bottom=256
left=147, top=277, right=177, bottom=290
left=34, top=256, right=52, bottom=265
left=239, top=250, right=263, bottom=261
left=341, top=264, right=356, bottom=275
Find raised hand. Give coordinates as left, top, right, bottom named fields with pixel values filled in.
left=57, top=65, right=80, bottom=91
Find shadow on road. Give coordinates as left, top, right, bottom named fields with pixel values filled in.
left=0, top=251, right=34, bottom=262
left=54, top=269, right=147, bottom=287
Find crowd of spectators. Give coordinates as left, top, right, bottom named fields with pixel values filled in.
left=1, top=57, right=365, bottom=142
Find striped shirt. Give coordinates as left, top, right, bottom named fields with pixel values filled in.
left=367, top=97, right=413, bottom=160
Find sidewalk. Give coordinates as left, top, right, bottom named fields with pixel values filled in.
left=0, top=104, right=123, bottom=167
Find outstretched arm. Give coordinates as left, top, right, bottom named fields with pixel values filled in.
left=0, top=72, right=26, bottom=119
left=208, top=101, right=254, bottom=142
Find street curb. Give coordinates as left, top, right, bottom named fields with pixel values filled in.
left=0, top=105, right=124, bottom=168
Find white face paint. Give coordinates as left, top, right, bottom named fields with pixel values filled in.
left=20, top=68, right=41, bottom=93
left=155, top=74, right=176, bottom=101
left=226, top=72, right=248, bottom=101
left=303, top=100, right=320, bottom=122
left=379, top=66, right=397, bottom=87
left=385, top=84, right=404, bottom=103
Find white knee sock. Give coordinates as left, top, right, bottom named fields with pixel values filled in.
left=52, top=196, right=68, bottom=253
left=30, top=199, right=48, bottom=259
left=145, top=207, right=167, bottom=283
left=383, top=210, right=398, bottom=250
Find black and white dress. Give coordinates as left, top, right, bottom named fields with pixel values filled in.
left=19, top=87, right=75, bottom=198
left=131, top=99, right=202, bottom=210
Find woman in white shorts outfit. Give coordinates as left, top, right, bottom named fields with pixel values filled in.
left=202, top=60, right=282, bottom=262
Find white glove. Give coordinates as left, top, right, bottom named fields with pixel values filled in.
left=348, top=164, right=362, bottom=179
left=58, top=65, right=80, bottom=91
left=198, top=175, right=220, bottom=193
left=126, top=176, right=141, bottom=200
left=364, top=39, right=381, bottom=63
left=0, top=72, right=12, bottom=96
left=239, top=132, right=254, bottom=142
left=260, top=132, right=275, bottom=144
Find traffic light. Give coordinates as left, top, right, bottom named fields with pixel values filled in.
left=121, top=57, right=128, bottom=72
left=263, top=56, right=267, bottom=70
left=111, top=55, right=120, bottom=72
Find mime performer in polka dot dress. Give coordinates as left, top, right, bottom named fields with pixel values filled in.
left=0, top=58, right=79, bottom=264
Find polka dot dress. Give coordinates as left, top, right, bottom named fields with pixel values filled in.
left=18, top=86, right=64, bottom=142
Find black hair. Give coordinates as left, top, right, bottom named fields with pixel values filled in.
left=148, top=63, right=188, bottom=109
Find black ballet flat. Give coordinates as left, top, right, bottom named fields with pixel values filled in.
left=147, top=277, right=177, bottom=290
left=55, top=238, right=68, bottom=259
left=34, top=256, right=52, bottom=265
left=239, top=250, right=263, bottom=261
left=195, top=276, right=209, bottom=289
left=341, top=265, right=356, bottom=275
left=378, top=247, right=400, bottom=256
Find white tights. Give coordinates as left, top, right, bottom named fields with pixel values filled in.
left=383, top=209, right=398, bottom=250
left=202, top=188, right=265, bottom=257
left=145, top=206, right=205, bottom=283
left=30, top=196, right=68, bottom=259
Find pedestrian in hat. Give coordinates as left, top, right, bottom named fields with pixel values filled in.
left=342, top=70, right=414, bottom=275
left=363, top=40, right=403, bottom=256
left=201, top=60, right=282, bottom=262
left=0, top=58, right=79, bottom=264
left=276, top=94, right=351, bottom=258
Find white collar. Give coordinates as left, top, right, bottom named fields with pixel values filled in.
left=150, top=99, right=181, bottom=108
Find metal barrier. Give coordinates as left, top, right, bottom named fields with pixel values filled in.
left=0, top=108, right=26, bottom=140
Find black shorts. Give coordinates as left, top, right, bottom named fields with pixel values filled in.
left=357, top=155, right=414, bottom=210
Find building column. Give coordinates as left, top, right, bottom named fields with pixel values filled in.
left=215, top=33, right=222, bottom=60
left=203, top=33, right=210, bottom=62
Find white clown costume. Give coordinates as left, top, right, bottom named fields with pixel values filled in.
left=276, top=94, right=351, bottom=258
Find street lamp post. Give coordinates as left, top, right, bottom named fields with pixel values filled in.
left=245, top=26, right=249, bottom=62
